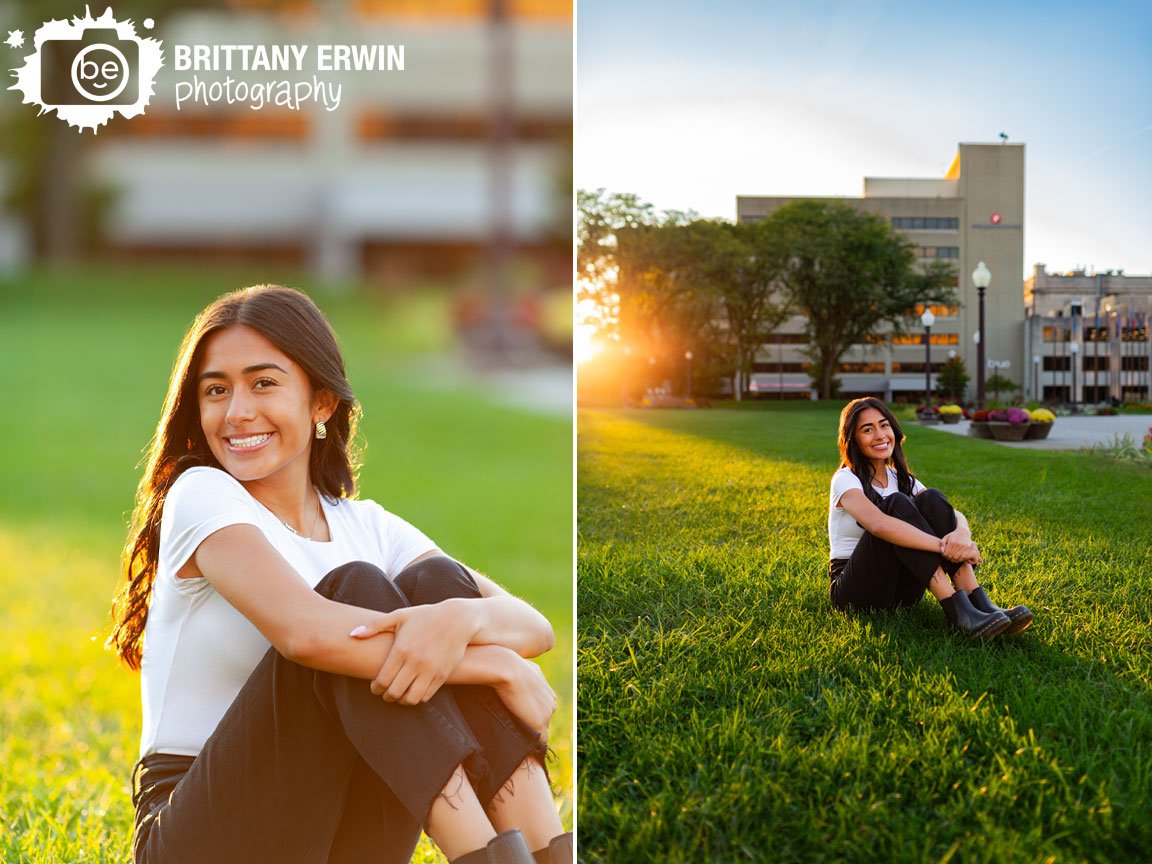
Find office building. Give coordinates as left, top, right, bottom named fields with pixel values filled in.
left=736, top=142, right=1025, bottom=401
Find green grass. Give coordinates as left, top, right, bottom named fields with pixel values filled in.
left=0, top=267, right=572, bottom=863
left=578, top=404, right=1152, bottom=864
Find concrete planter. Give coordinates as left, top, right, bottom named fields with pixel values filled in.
left=988, top=421, right=1029, bottom=441
left=940, top=413, right=962, bottom=425
left=968, top=421, right=993, bottom=439
left=1023, top=421, right=1053, bottom=440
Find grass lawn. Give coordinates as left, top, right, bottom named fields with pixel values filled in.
left=578, top=404, right=1152, bottom=863
left=0, top=268, right=572, bottom=863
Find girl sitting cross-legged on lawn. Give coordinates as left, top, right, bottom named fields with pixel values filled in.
left=109, top=285, right=571, bottom=864
left=827, top=397, right=1033, bottom=638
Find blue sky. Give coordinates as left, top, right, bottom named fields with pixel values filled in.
left=576, top=0, right=1152, bottom=279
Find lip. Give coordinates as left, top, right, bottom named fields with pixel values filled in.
left=225, top=432, right=273, bottom=453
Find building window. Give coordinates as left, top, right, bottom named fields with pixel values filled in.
left=1085, top=327, right=1111, bottom=342
left=1121, top=356, right=1150, bottom=372
left=890, top=333, right=959, bottom=346
left=916, top=246, right=960, bottom=259
left=1122, top=326, right=1148, bottom=343
left=911, top=303, right=959, bottom=317
left=892, top=217, right=959, bottom=230
left=838, top=363, right=886, bottom=374
left=1082, top=386, right=1110, bottom=402
left=1043, top=325, right=1072, bottom=343
left=763, top=333, right=808, bottom=344
left=752, top=362, right=809, bottom=373
left=1042, top=356, right=1071, bottom=372
left=890, top=362, right=945, bottom=374
left=1082, top=356, right=1110, bottom=372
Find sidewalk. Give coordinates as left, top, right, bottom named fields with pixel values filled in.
left=923, top=415, right=1152, bottom=450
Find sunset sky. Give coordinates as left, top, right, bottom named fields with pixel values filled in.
left=576, top=0, right=1152, bottom=279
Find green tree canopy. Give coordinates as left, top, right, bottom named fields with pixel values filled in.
left=768, top=200, right=957, bottom=399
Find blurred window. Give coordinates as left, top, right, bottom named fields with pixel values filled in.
left=353, top=0, right=571, bottom=19
left=113, top=113, right=310, bottom=141
left=356, top=112, right=570, bottom=142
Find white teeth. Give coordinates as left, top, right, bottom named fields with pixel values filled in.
left=229, top=433, right=271, bottom=449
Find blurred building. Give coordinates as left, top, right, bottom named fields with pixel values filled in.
left=1023, top=264, right=1152, bottom=403
left=78, top=0, right=571, bottom=287
left=736, top=143, right=1026, bottom=401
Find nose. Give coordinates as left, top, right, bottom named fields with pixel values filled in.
left=225, top=390, right=256, bottom=426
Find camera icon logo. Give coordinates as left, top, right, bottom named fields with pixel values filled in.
left=42, top=28, right=139, bottom=105
left=8, top=7, right=163, bottom=132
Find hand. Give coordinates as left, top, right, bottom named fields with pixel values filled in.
left=350, top=599, right=477, bottom=705
left=939, top=530, right=979, bottom=565
left=495, top=658, right=557, bottom=744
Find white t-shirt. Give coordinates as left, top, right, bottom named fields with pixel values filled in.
left=827, top=466, right=925, bottom=560
left=139, top=466, right=438, bottom=758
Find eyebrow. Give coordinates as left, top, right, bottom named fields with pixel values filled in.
left=198, top=362, right=289, bottom=382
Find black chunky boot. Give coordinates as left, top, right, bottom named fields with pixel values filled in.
left=940, top=590, right=1011, bottom=638
left=452, top=830, right=535, bottom=864
left=533, top=832, right=573, bottom=864
left=968, top=586, right=1033, bottom=634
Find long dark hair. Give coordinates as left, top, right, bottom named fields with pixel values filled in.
left=837, top=397, right=916, bottom=505
left=109, top=285, right=362, bottom=669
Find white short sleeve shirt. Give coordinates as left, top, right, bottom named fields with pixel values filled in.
left=139, top=466, right=438, bottom=758
left=827, top=466, right=926, bottom=560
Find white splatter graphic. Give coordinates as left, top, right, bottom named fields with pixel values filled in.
left=5, top=30, right=24, bottom=49
left=8, top=7, right=164, bottom=133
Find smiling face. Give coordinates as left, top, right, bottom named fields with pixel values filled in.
left=853, top=406, right=896, bottom=473
left=196, top=324, right=332, bottom=492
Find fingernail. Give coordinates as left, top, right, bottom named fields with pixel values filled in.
left=349, top=625, right=367, bottom=637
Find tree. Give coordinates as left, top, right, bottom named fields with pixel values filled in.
left=681, top=219, right=789, bottom=400
left=934, top=355, right=971, bottom=403
left=769, top=200, right=957, bottom=399
left=985, top=373, right=1019, bottom=402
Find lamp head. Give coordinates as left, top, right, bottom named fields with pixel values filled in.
left=972, top=261, right=992, bottom=289
left=921, top=309, right=936, bottom=328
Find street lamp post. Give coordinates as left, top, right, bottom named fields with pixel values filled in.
left=948, top=349, right=957, bottom=401
left=1069, top=342, right=1080, bottom=408
left=684, top=350, right=693, bottom=400
left=1033, top=354, right=1041, bottom=402
left=972, top=262, right=991, bottom=406
left=921, top=309, right=936, bottom=407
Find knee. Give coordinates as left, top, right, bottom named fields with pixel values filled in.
left=880, top=492, right=917, bottom=517
left=914, top=488, right=949, bottom=509
left=315, top=560, right=409, bottom=612
left=394, top=555, right=481, bottom=606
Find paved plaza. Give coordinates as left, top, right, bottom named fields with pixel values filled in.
left=925, top=414, right=1152, bottom=450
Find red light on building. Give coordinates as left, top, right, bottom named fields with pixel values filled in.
left=990, top=212, right=1002, bottom=224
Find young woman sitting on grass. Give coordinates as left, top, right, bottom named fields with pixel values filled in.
left=828, top=397, right=1032, bottom=637
left=109, top=285, right=571, bottom=864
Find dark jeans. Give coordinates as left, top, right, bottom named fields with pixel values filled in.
left=131, top=557, right=545, bottom=864
left=829, top=488, right=965, bottom=611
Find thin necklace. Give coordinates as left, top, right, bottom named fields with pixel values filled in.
left=282, top=495, right=322, bottom=540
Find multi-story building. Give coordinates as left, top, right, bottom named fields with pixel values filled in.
left=736, top=142, right=1025, bottom=401
left=1024, top=265, right=1152, bottom=403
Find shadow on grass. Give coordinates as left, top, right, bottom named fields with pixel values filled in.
left=578, top=544, right=1152, bottom=863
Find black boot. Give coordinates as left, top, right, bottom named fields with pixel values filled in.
left=940, top=590, right=1011, bottom=638
left=533, top=832, right=573, bottom=864
left=968, top=586, right=1033, bottom=634
left=452, top=830, right=535, bottom=864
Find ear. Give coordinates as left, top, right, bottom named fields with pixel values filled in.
left=312, top=390, right=339, bottom=425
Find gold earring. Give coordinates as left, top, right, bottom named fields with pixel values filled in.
left=315, top=420, right=327, bottom=440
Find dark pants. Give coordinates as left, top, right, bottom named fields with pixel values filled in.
left=830, top=488, right=964, bottom=611
left=131, top=557, right=545, bottom=864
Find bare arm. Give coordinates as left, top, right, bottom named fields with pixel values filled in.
left=838, top=488, right=942, bottom=553
left=839, top=490, right=980, bottom=565
left=189, top=526, right=548, bottom=678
